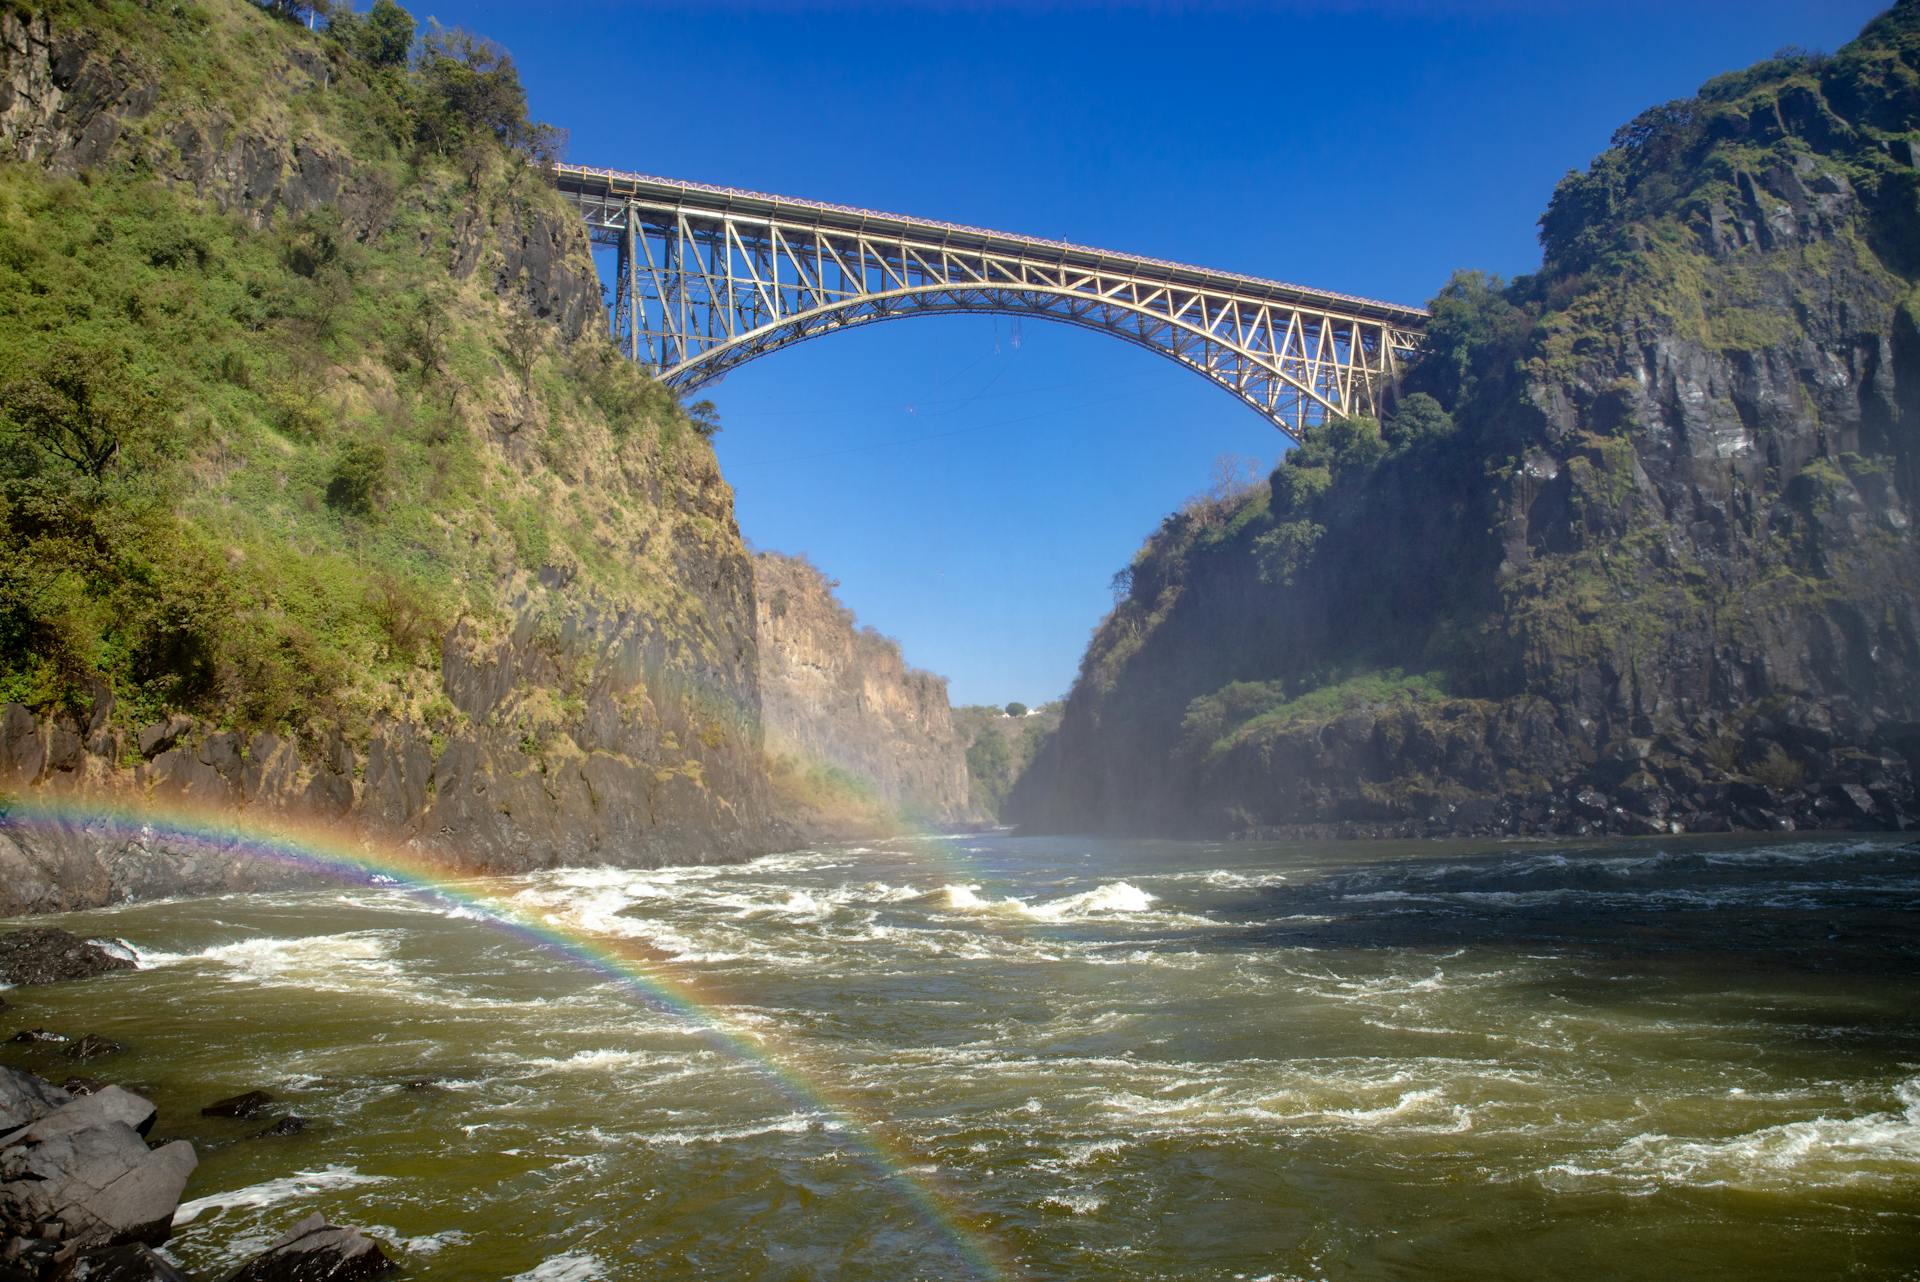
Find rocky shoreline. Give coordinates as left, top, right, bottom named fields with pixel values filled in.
left=0, top=931, right=393, bottom=1282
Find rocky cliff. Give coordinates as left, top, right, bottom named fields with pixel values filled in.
left=1011, top=3, right=1920, bottom=839
left=0, top=0, right=781, bottom=913
left=753, top=552, right=973, bottom=827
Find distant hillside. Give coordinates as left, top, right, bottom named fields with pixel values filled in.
left=0, top=0, right=780, bottom=909
left=1012, top=3, right=1920, bottom=839
left=954, top=702, right=1060, bottom=821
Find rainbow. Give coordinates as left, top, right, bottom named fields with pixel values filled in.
left=0, top=794, right=1007, bottom=1279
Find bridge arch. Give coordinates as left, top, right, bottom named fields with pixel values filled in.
left=552, top=165, right=1426, bottom=442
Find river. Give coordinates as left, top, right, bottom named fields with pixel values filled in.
left=4, top=833, right=1918, bottom=1280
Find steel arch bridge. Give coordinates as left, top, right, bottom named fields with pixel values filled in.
left=551, top=164, right=1427, bottom=440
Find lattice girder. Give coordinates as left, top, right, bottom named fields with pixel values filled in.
left=552, top=165, right=1426, bottom=441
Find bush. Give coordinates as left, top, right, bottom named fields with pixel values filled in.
left=1382, top=392, right=1455, bottom=453
left=325, top=441, right=388, bottom=515
left=1004, top=701, right=1028, bottom=718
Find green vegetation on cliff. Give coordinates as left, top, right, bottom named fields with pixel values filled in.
left=0, top=0, right=777, bottom=866
left=0, top=0, right=725, bottom=746
left=1011, top=3, right=1920, bottom=837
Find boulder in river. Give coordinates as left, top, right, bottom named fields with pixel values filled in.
left=254, top=1116, right=308, bottom=1139
left=9, top=1031, right=66, bottom=1045
left=0, top=932, right=135, bottom=987
left=229, top=1213, right=393, bottom=1281
left=200, top=1091, right=273, bottom=1120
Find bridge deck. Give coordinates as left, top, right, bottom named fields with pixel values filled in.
left=551, top=163, right=1427, bottom=327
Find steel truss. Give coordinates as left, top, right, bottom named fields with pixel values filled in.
left=552, top=164, right=1426, bottom=440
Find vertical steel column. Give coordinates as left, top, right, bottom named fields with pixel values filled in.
left=612, top=208, right=631, bottom=352
left=624, top=201, right=640, bottom=363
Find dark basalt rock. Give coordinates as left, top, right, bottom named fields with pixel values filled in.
left=0, top=1077, right=194, bottom=1254
left=200, top=1091, right=273, bottom=1120
left=255, top=1116, right=307, bottom=1138
left=65, top=1243, right=192, bottom=1282
left=228, top=1213, right=393, bottom=1282
left=8, top=1031, right=64, bottom=1046
left=63, top=1035, right=123, bottom=1063
left=0, top=932, right=135, bottom=987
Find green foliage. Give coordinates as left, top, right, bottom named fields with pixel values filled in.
left=331, top=0, right=414, bottom=68
left=1382, top=392, right=1455, bottom=453
left=966, top=729, right=1012, bottom=800
left=684, top=398, right=722, bottom=440
left=412, top=23, right=561, bottom=163
left=1751, top=742, right=1806, bottom=789
left=1252, top=520, right=1324, bottom=587
left=1268, top=461, right=1330, bottom=518
left=1004, top=701, right=1028, bottom=718
left=1199, top=668, right=1450, bottom=756
left=325, top=441, right=388, bottom=516
left=1414, top=270, right=1533, bottom=412
left=0, top=345, right=172, bottom=481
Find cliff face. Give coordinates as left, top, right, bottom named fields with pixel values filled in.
left=753, top=553, right=973, bottom=826
left=1011, top=4, right=1920, bottom=839
left=0, top=0, right=780, bottom=913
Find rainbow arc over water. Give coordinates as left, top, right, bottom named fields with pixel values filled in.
left=0, top=794, right=1008, bottom=1280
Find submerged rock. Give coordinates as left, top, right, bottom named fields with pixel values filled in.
left=254, top=1116, right=307, bottom=1138
left=63, top=1035, right=124, bottom=1063
left=9, top=1030, right=66, bottom=1045
left=0, top=931, right=136, bottom=987
left=229, top=1213, right=393, bottom=1282
left=200, top=1091, right=273, bottom=1120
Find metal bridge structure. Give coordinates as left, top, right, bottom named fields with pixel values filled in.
left=551, top=164, right=1427, bottom=440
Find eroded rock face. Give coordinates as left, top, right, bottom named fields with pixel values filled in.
left=1009, top=15, right=1920, bottom=840
left=753, top=553, right=975, bottom=823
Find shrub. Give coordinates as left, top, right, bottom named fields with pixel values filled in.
left=325, top=441, right=389, bottom=515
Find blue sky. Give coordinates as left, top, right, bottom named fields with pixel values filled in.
left=426, top=0, right=1881, bottom=707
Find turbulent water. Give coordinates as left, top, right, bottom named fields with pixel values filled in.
left=4, top=833, right=1919, bottom=1280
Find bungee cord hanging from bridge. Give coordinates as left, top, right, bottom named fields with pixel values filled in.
left=551, top=164, right=1427, bottom=441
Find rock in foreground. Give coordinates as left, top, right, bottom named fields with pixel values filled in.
left=0, top=1071, right=194, bottom=1276
left=228, top=1213, right=393, bottom=1282
left=0, top=931, right=135, bottom=987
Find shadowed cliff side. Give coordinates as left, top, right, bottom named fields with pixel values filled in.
left=0, top=0, right=780, bottom=912
left=1011, top=3, right=1920, bottom=839
left=753, top=552, right=974, bottom=833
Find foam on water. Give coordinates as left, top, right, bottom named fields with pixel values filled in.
left=128, top=932, right=408, bottom=993
left=511, top=1252, right=606, bottom=1282
left=1549, top=1076, right=1920, bottom=1191
left=173, top=1166, right=389, bottom=1226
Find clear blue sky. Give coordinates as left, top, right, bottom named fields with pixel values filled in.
left=424, top=0, right=1880, bottom=707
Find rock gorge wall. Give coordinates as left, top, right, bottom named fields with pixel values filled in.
left=1011, top=5, right=1920, bottom=839
left=0, top=0, right=782, bottom=913
left=753, top=553, right=974, bottom=824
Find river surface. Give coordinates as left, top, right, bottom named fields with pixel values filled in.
left=4, top=833, right=1919, bottom=1280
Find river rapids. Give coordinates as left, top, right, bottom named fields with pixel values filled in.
left=3, top=833, right=1917, bottom=1280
